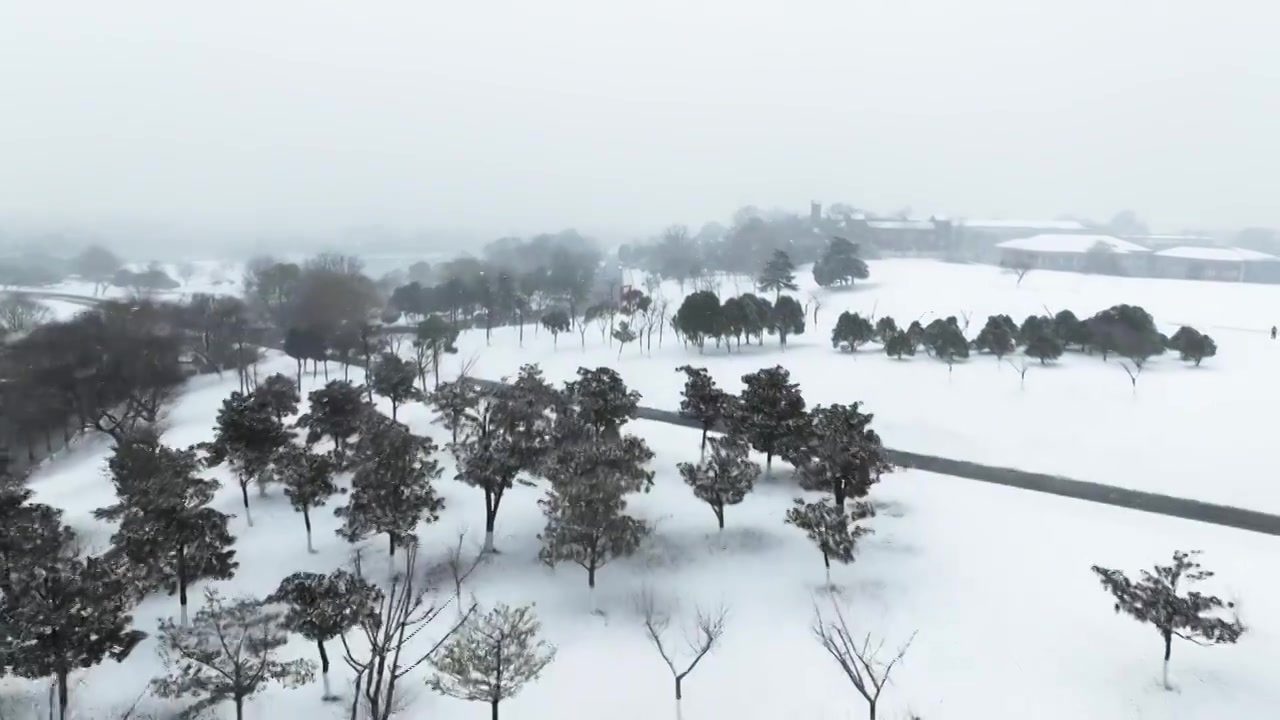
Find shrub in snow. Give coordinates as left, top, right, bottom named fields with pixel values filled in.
left=429, top=603, right=557, bottom=720
left=1091, top=550, right=1244, bottom=690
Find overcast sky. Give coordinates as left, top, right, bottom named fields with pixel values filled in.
left=2, top=0, right=1277, bottom=243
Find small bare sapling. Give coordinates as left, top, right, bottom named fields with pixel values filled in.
left=812, top=599, right=916, bottom=720
left=635, top=588, right=727, bottom=718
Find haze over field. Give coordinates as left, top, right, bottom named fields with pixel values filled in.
left=3, top=0, right=1279, bottom=244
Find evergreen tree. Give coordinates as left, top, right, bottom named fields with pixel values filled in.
left=0, top=486, right=71, bottom=583
left=675, top=365, right=730, bottom=455
left=1092, top=551, right=1244, bottom=690
left=831, top=311, right=875, bottom=352
left=257, top=373, right=300, bottom=424
left=757, top=250, right=798, bottom=300
left=337, top=417, right=444, bottom=556
left=812, top=237, right=869, bottom=288
left=267, top=570, right=383, bottom=699
left=152, top=589, right=316, bottom=720
left=770, top=295, right=806, bottom=348
left=414, top=314, right=459, bottom=389
left=538, top=421, right=653, bottom=590
left=96, top=433, right=238, bottom=625
left=296, top=380, right=368, bottom=464
left=1052, top=309, right=1090, bottom=350
left=788, top=403, right=892, bottom=507
left=429, top=378, right=482, bottom=444
left=924, top=318, right=969, bottom=369
left=539, top=309, right=571, bottom=349
left=562, top=366, right=640, bottom=440
left=1024, top=328, right=1065, bottom=364
left=873, top=316, right=898, bottom=343
left=672, top=291, right=722, bottom=351
left=274, top=445, right=342, bottom=553
left=728, top=366, right=807, bottom=474
left=883, top=330, right=917, bottom=359
left=429, top=603, right=557, bottom=720
left=612, top=320, right=638, bottom=359
left=204, top=390, right=290, bottom=526
left=677, top=435, right=760, bottom=530
left=2, top=552, right=146, bottom=720
left=739, top=294, right=773, bottom=346
left=370, top=351, right=424, bottom=420
left=785, top=499, right=874, bottom=586
left=1086, top=304, right=1166, bottom=366
left=1167, top=326, right=1218, bottom=366
left=451, top=366, right=555, bottom=553
left=972, top=315, right=1016, bottom=358
left=1017, top=314, right=1052, bottom=347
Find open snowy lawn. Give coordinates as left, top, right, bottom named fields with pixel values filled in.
left=17, top=352, right=1280, bottom=720
left=11, top=259, right=241, bottom=303
left=440, top=259, right=1280, bottom=512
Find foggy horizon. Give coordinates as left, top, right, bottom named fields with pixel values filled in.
left=3, top=0, right=1278, bottom=247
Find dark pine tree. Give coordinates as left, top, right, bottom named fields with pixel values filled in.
left=267, top=569, right=383, bottom=700
left=675, top=365, right=730, bottom=456
left=296, top=380, right=369, bottom=465
left=204, top=390, right=290, bottom=526
left=337, top=416, right=444, bottom=556
left=1092, top=550, right=1244, bottom=690
left=370, top=351, right=425, bottom=420
left=757, top=250, right=798, bottom=301
left=831, top=311, right=875, bottom=352
left=728, top=366, right=807, bottom=475
left=275, top=445, right=342, bottom=553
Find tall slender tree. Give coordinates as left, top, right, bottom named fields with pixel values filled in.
left=267, top=570, right=383, bottom=700
left=275, top=445, right=342, bottom=553
left=677, top=435, right=760, bottom=530
left=337, top=417, right=444, bottom=557
left=756, top=250, right=798, bottom=301
left=676, top=365, right=730, bottom=457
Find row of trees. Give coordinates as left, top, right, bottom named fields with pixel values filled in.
left=830, top=304, right=1218, bottom=371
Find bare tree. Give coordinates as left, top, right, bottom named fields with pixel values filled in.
left=444, top=531, right=484, bottom=619
left=0, top=293, right=51, bottom=334
left=1004, top=257, right=1033, bottom=286
left=812, top=600, right=916, bottom=720
left=339, top=541, right=477, bottom=720
left=1119, top=360, right=1142, bottom=394
left=635, top=588, right=727, bottom=718
left=1002, top=358, right=1030, bottom=390
left=807, top=291, right=823, bottom=328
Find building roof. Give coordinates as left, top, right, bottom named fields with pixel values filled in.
left=963, top=219, right=1089, bottom=231
left=1153, top=246, right=1279, bottom=262
left=997, top=234, right=1151, bottom=254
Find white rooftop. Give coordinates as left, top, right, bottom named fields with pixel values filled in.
left=997, top=234, right=1151, bottom=254
left=963, top=219, right=1089, bottom=231
left=1153, top=246, right=1279, bottom=263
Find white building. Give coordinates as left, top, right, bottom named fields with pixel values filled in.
left=1151, top=246, right=1280, bottom=282
left=996, top=234, right=1151, bottom=274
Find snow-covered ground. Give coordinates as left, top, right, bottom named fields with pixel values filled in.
left=16, top=345, right=1280, bottom=719
left=441, top=259, right=1280, bottom=513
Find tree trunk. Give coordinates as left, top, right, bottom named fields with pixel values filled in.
left=178, top=544, right=189, bottom=626
left=491, top=699, right=499, bottom=720
left=57, top=670, right=68, bottom=720
left=716, top=510, right=725, bottom=530
left=1162, top=630, right=1173, bottom=690
left=235, top=696, right=244, bottom=720
left=587, top=565, right=596, bottom=589
left=323, top=360, right=329, bottom=380
left=389, top=533, right=396, bottom=557
left=304, top=507, right=315, bottom=553
left=675, top=674, right=683, bottom=700
left=391, top=401, right=398, bottom=421
left=318, top=639, right=332, bottom=697
left=240, top=482, right=254, bottom=527
left=700, top=427, right=708, bottom=457
left=484, top=488, right=499, bottom=553
left=295, top=360, right=302, bottom=391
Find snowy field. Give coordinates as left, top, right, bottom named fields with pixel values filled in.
left=431, top=259, right=1280, bottom=514
left=16, top=345, right=1280, bottom=719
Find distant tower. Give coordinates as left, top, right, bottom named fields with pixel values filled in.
left=810, top=201, right=822, bottom=224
